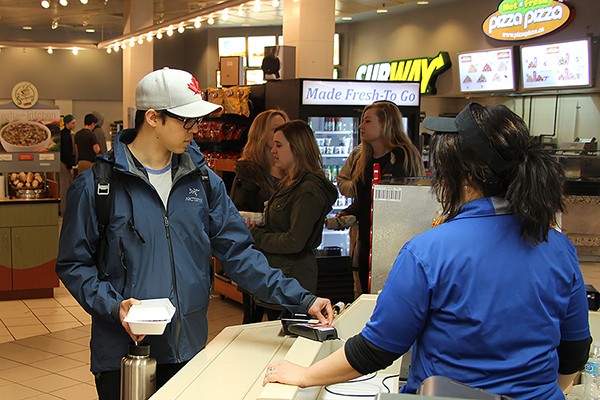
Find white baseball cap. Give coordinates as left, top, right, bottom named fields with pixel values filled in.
left=135, top=68, right=222, bottom=118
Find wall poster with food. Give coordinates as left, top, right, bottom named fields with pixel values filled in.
left=0, top=82, right=61, bottom=200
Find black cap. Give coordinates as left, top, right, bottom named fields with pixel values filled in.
left=423, top=102, right=509, bottom=174
left=128, top=343, right=150, bottom=357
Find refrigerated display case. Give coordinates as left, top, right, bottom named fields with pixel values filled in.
left=266, top=79, right=422, bottom=255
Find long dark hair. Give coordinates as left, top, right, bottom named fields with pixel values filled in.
left=275, top=120, right=323, bottom=186
left=430, top=103, right=565, bottom=244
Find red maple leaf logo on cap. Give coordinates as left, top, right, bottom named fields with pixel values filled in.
left=188, top=77, right=201, bottom=94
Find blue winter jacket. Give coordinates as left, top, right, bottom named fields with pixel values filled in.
left=56, top=129, right=317, bottom=373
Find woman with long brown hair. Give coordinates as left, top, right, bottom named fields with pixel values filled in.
left=230, top=109, right=288, bottom=323
left=250, top=120, right=338, bottom=320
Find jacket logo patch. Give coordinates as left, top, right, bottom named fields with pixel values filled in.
left=185, top=187, right=202, bottom=203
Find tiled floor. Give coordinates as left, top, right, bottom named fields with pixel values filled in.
left=0, top=263, right=598, bottom=399
left=0, top=284, right=244, bottom=400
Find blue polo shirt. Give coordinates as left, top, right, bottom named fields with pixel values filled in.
left=362, top=197, right=590, bottom=399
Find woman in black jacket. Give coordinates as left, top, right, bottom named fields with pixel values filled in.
left=338, top=101, right=425, bottom=293
left=230, top=109, right=288, bottom=323
left=250, top=120, right=338, bottom=320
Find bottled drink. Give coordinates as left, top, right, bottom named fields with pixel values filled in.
left=584, top=341, right=600, bottom=399
left=121, top=343, right=157, bottom=400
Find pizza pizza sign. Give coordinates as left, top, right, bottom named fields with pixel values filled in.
left=482, top=0, right=573, bottom=41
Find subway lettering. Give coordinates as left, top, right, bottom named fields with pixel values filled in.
left=355, top=51, right=451, bottom=95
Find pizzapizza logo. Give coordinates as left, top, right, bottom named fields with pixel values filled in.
left=355, top=52, right=451, bottom=95
left=483, top=0, right=573, bottom=41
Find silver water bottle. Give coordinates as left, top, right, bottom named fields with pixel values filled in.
left=120, top=343, right=157, bottom=400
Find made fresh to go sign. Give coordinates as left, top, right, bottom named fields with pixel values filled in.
left=483, top=0, right=572, bottom=41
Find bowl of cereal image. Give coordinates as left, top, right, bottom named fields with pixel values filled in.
left=0, top=121, right=51, bottom=152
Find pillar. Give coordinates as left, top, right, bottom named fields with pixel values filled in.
left=122, top=0, right=153, bottom=127
left=283, top=0, right=335, bottom=79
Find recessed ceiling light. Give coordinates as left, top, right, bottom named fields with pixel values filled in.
left=376, top=9, right=388, bottom=14
left=22, top=26, right=33, bottom=30
left=417, top=1, right=429, bottom=4
left=85, top=28, right=95, bottom=33
left=341, top=16, right=352, bottom=21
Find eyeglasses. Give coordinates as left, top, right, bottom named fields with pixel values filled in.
left=163, top=110, right=203, bottom=131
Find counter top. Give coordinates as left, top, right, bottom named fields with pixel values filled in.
left=152, top=295, right=402, bottom=400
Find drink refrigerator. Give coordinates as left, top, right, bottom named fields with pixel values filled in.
left=265, top=79, right=422, bottom=255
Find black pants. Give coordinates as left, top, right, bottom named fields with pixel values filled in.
left=242, top=292, right=267, bottom=324
left=95, top=362, right=187, bottom=400
left=357, top=240, right=371, bottom=294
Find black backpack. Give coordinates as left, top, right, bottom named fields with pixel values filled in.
left=92, top=154, right=212, bottom=279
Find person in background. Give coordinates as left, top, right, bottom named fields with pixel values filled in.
left=230, top=109, right=289, bottom=324
left=337, top=101, right=424, bottom=293
left=92, top=110, right=108, bottom=154
left=249, top=120, right=338, bottom=321
left=56, top=68, right=333, bottom=400
left=59, top=114, right=76, bottom=215
left=263, top=103, right=591, bottom=400
left=74, top=113, right=99, bottom=174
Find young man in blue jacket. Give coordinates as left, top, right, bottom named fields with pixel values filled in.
left=56, top=68, right=333, bottom=400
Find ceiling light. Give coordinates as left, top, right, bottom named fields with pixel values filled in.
left=106, top=46, right=111, bottom=53
left=237, top=4, right=244, bottom=16
left=254, top=0, right=261, bottom=13
left=166, top=27, right=174, bottom=36
left=207, top=15, right=215, bottom=25
left=221, top=8, right=229, bottom=21
left=156, top=30, right=163, bottom=39
left=417, top=1, right=429, bottom=4
left=120, top=42, right=126, bottom=49
left=72, top=47, right=79, bottom=55
left=146, top=32, right=153, bottom=42
left=376, top=8, right=388, bottom=13
left=194, top=17, right=201, bottom=28
left=272, top=0, right=279, bottom=7
left=47, top=47, right=53, bottom=54
left=137, top=36, right=143, bottom=45
left=129, top=37, right=135, bottom=47
left=51, top=18, right=59, bottom=29
left=41, top=0, right=50, bottom=8
left=23, top=26, right=33, bottom=30
left=341, top=16, right=352, bottom=21
left=177, top=24, right=185, bottom=33
left=80, top=0, right=88, bottom=3
left=85, top=28, right=95, bottom=33
left=113, top=44, right=120, bottom=52
left=59, top=0, right=68, bottom=6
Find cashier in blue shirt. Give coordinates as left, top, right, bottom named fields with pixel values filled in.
left=262, top=102, right=592, bottom=400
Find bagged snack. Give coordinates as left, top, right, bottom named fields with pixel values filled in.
left=206, top=88, right=224, bottom=117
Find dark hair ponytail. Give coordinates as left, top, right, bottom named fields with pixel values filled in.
left=506, top=139, right=565, bottom=244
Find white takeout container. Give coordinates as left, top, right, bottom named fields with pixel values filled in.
left=239, top=211, right=265, bottom=226
left=124, top=298, right=176, bottom=335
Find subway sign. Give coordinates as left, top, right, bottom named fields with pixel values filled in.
left=483, top=0, right=573, bottom=41
left=355, top=51, right=451, bottom=95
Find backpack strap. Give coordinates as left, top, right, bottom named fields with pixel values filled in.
left=199, top=165, right=212, bottom=205
left=92, top=154, right=114, bottom=280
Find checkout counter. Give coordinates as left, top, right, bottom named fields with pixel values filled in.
left=151, top=294, right=403, bottom=400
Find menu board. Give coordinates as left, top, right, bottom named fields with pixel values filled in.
left=458, top=47, right=516, bottom=92
left=521, top=39, right=592, bottom=90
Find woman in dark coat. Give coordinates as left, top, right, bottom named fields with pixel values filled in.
left=230, top=109, right=288, bottom=323
left=250, top=120, right=338, bottom=320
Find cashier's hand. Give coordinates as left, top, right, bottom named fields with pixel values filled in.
left=263, top=360, right=307, bottom=387
left=120, top=298, right=145, bottom=344
left=308, top=297, right=334, bottom=326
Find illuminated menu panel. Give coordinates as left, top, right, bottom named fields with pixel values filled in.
left=459, top=47, right=516, bottom=92
left=521, top=39, right=592, bottom=90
